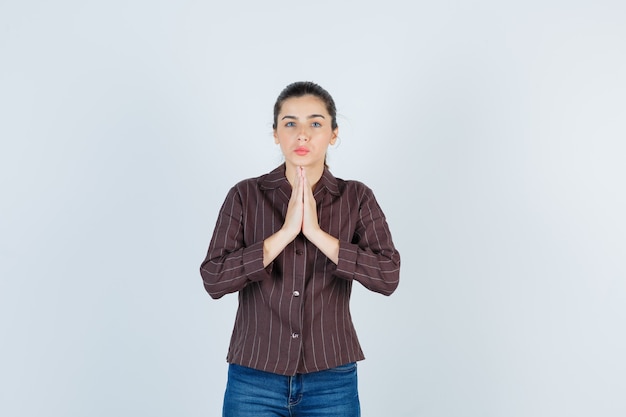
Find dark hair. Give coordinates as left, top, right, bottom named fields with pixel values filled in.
left=272, top=81, right=338, bottom=130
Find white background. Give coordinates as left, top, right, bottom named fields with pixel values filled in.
left=1, top=1, right=625, bottom=416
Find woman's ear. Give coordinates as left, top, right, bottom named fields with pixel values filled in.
left=273, top=130, right=279, bottom=144
left=330, top=128, right=338, bottom=145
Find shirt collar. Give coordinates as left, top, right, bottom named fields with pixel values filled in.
left=260, top=164, right=341, bottom=196
left=316, top=166, right=341, bottom=196
left=259, top=165, right=289, bottom=191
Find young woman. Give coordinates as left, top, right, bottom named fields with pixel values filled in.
left=200, top=81, right=401, bottom=416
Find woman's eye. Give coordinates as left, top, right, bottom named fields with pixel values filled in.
left=285, top=122, right=295, bottom=127
left=312, top=122, right=322, bottom=127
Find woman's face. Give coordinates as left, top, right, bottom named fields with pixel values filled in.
left=274, top=95, right=338, bottom=171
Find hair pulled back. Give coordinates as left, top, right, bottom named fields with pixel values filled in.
left=272, top=81, right=338, bottom=130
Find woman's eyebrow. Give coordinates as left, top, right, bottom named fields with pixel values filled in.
left=281, top=114, right=326, bottom=120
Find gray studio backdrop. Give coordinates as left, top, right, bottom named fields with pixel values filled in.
left=1, top=1, right=625, bottom=416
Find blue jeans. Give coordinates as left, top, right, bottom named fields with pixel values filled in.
left=222, top=362, right=361, bottom=417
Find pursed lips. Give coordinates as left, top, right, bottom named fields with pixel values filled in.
left=295, top=146, right=309, bottom=155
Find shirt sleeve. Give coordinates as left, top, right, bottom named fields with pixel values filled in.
left=200, top=186, right=270, bottom=299
left=335, top=186, right=401, bottom=296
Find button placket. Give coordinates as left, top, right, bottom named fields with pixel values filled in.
left=289, top=239, right=304, bottom=353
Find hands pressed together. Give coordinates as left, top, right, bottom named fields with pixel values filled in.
left=262, top=166, right=340, bottom=267
left=282, top=166, right=320, bottom=241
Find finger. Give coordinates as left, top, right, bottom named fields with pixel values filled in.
left=293, top=170, right=301, bottom=193
left=294, top=171, right=303, bottom=202
left=302, top=168, right=313, bottom=191
left=290, top=170, right=303, bottom=202
left=302, top=177, right=309, bottom=206
left=302, top=176, right=315, bottom=213
left=303, top=175, right=312, bottom=201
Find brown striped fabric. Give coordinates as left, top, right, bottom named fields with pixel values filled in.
left=200, top=164, right=400, bottom=376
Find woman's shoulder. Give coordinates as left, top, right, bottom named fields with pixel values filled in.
left=337, top=177, right=370, bottom=189
left=329, top=172, right=375, bottom=199
left=229, top=166, right=286, bottom=192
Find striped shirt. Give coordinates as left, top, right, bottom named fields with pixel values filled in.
left=200, top=164, right=400, bottom=376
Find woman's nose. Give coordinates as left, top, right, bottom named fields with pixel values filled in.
left=297, top=128, right=309, bottom=141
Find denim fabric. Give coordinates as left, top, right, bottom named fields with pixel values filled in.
left=222, top=362, right=361, bottom=417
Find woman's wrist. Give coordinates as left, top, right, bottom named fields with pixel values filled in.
left=305, top=228, right=339, bottom=265
left=263, top=228, right=297, bottom=267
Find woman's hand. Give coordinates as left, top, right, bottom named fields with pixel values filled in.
left=282, top=168, right=305, bottom=240
left=263, top=168, right=304, bottom=267
left=301, top=167, right=340, bottom=264
left=264, top=166, right=339, bottom=266
left=301, top=169, right=321, bottom=237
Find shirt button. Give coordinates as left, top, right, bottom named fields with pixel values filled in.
left=293, top=291, right=300, bottom=297
left=296, top=250, right=303, bottom=255
left=291, top=333, right=299, bottom=339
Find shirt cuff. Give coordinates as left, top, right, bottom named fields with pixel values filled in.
left=242, top=241, right=271, bottom=282
left=335, top=241, right=358, bottom=281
